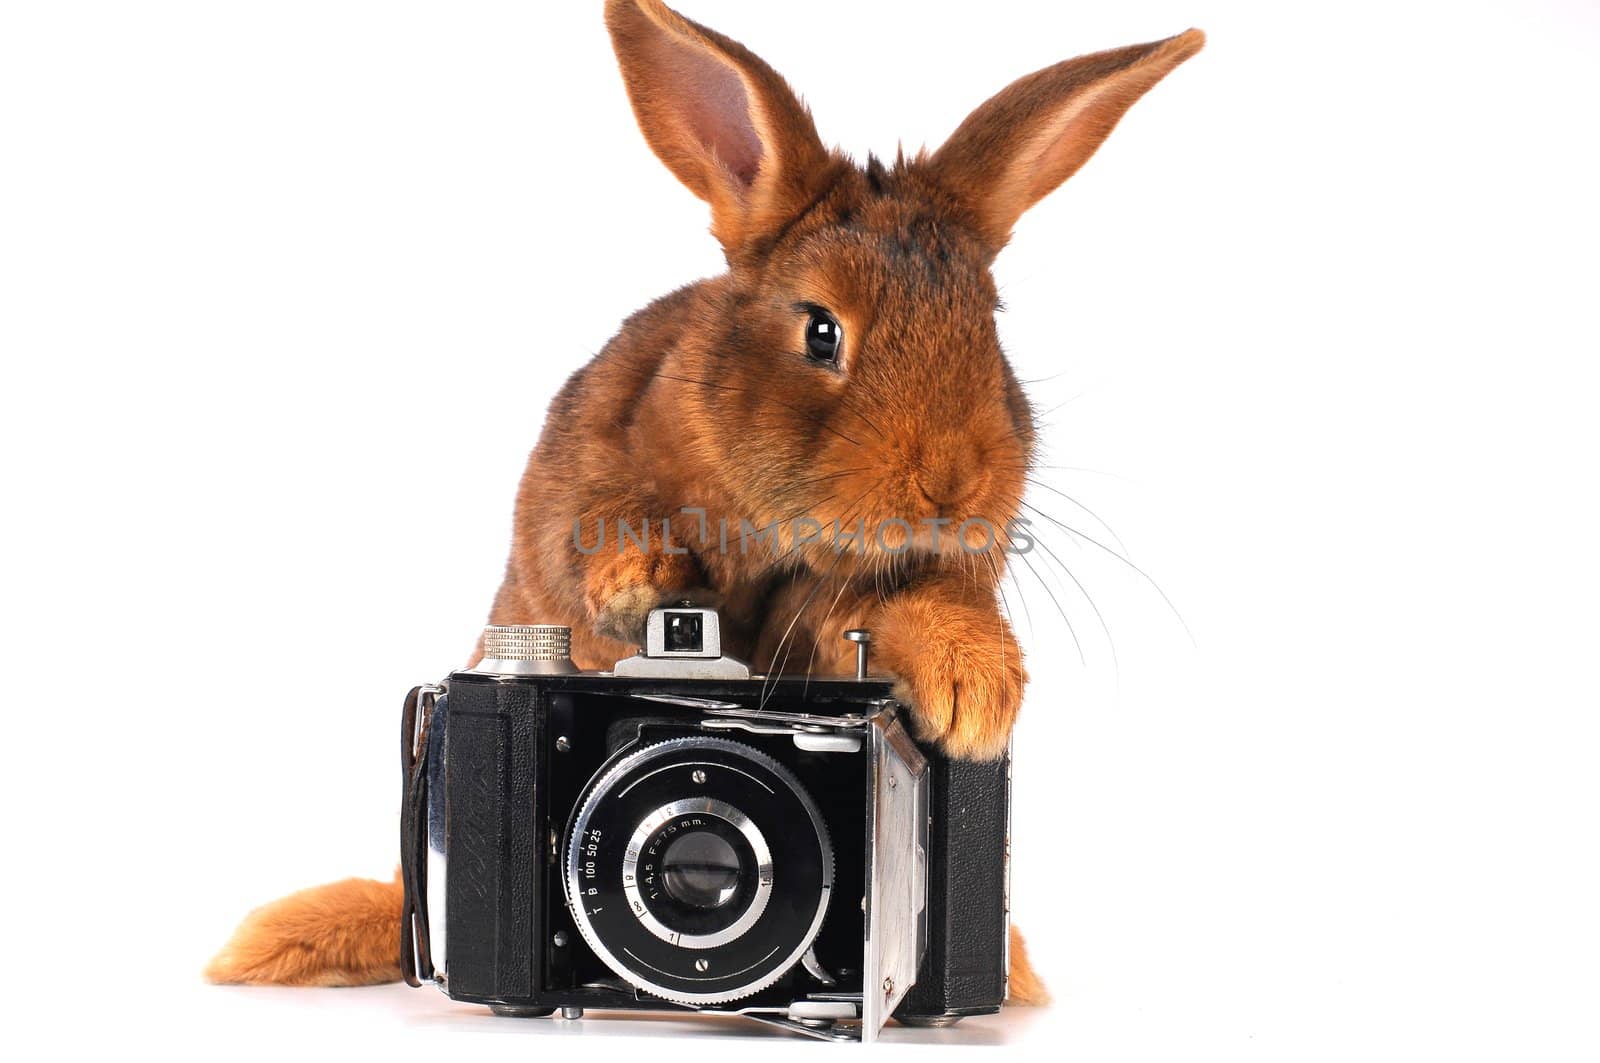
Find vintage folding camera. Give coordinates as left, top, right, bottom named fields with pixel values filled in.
left=399, top=605, right=1010, bottom=1042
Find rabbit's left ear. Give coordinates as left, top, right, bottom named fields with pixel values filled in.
left=605, top=0, right=837, bottom=255
left=931, top=30, right=1205, bottom=253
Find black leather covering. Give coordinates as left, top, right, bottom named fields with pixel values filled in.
left=440, top=677, right=546, bottom=1002
left=894, top=751, right=1011, bottom=1020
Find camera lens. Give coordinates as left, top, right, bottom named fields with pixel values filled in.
left=627, top=804, right=765, bottom=943
left=661, top=831, right=741, bottom=909
left=566, top=737, right=833, bottom=1005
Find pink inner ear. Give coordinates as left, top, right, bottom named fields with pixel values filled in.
left=658, top=35, right=764, bottom=188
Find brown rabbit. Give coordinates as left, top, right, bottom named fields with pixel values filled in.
left=207, top=0, right=1202, bottom=1009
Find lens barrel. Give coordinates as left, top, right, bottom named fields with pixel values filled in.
left=564, top=737, right=833, bottom=1005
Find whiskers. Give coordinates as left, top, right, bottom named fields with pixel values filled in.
left=741, top=465, right=1185, bottom=721
left=1016, top=496, right=1192, bottom=645
left=756, top=489, right=878, bottom=710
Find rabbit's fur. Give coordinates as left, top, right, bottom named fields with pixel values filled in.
left=208, top=0, right=1202, bottom=1007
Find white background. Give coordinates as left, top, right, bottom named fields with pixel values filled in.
left=3, top=1, right=1597, bottom=1059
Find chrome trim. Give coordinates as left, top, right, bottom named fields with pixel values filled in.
left=611, top=606, right=753, bottom=678
left=703, top=703, right=887, bottom=728
left=792, top=731, right=862, bottom=753
left=701, top=718, right=806, bottom=736
left=740, top=1012, right=858, bottom=1042
left=629, top=694, right=742, bottom=710
left=621, top=797, right=774, bottom=950
left=418, top=682, right=449, bottom=983
left=860, top=714, right=929, bottom=1043
left=612, top=651, right=752, bottom=680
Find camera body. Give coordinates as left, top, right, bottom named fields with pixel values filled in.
left=400, top=607, right=1010, bottom=1042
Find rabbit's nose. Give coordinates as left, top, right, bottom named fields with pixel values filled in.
left=916, top=461, right=979, bottom=511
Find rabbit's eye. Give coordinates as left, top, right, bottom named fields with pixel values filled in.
left=805, top=310, right=843, bottom=363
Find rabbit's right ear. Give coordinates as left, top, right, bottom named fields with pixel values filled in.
left=930, top=30, right=1205, bottom=253
left=605, top=0, right=837, bottom=255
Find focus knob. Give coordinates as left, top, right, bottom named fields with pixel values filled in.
left=477, top=624, right=578, bottom=675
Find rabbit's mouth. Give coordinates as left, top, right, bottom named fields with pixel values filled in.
left=776, top=510, right=1025, bottom=568
left=855, top=465, right=1023, bottom=559
left=880, top=514, right=1023, bottom=560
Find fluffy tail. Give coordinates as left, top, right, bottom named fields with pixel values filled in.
left=1007, top=925, right=1051, bottom=1006
left=205, top=871, right=404, bottom=986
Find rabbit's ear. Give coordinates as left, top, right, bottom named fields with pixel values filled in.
left=930, top=30, right=1204, bottom=252
left=605, top=0, right=835, bottom=253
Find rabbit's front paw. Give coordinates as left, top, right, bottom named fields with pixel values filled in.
left=879, top=606, right=1025, bottom=761
left=585, top=549, right=706, bottom=645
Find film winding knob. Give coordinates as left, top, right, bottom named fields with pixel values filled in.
left=477, top=624, right=578, bottom=675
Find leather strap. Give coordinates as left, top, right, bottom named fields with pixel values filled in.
left=399, top=685, right=437, bottom=987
